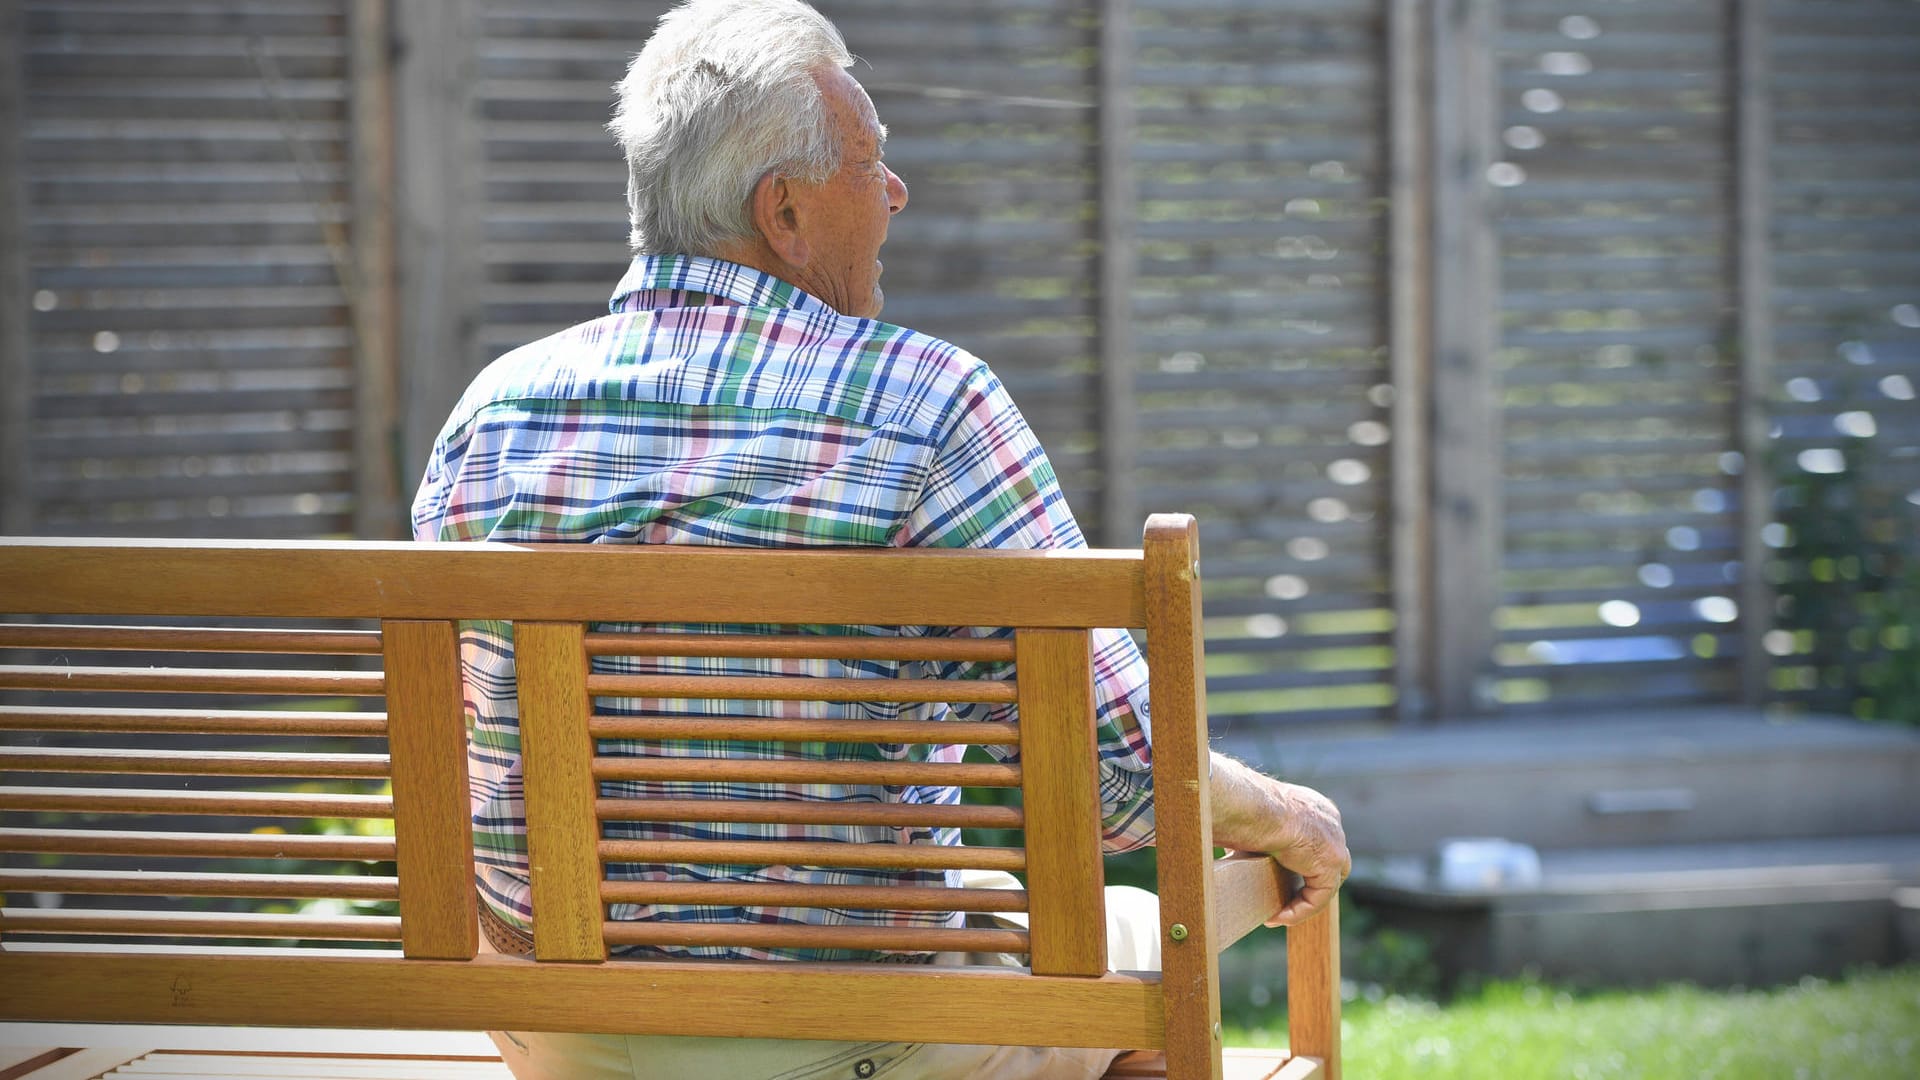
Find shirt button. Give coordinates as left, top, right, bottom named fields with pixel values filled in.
left=854, top=1059, right=877, bottom=1078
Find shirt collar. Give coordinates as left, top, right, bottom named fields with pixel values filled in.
left=609, top=253, right=838, bottom=318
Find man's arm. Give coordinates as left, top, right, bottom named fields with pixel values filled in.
left=1208, top=751, right=1350, bottom=926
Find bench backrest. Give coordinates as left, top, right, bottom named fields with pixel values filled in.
left=0, top=514, right=1337, bottom=1080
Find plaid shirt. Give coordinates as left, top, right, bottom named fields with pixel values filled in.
left=412, top=254, right=1156, bottom=961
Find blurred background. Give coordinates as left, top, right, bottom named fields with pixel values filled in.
left=2, top=0, right=1917, bottom=1070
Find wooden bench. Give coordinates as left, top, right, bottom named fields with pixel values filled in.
left=0, top=514, right=1340, bottom=1080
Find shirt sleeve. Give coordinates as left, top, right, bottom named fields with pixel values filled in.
left=897, top=359, right=1156, bottom=853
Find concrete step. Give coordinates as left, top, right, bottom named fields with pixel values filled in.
left=1348, top=833, right=1920, bottom=989
left=1224, top=707, right=1920, bottom=855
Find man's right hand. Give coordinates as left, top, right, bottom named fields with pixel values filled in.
left=1206, top=752, right=1351, bottom=926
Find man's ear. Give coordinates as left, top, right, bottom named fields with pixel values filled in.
left=748, top=172, right=809, bottom=267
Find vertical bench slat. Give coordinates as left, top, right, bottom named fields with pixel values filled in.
left=515, top=621, right=608, bottom=962
left=382, top=619, right=477, bottom=961
left=1143, top=515, right=1224, bottom=1079
left=1014, top=628, right=1107, bottom=977
left=1285, top=897, right=1342, bottom=1080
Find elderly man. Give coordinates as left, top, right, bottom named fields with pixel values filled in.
left=412, top=1, right=1348, bottom=1077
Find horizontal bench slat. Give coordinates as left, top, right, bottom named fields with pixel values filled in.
left=585, top=673, right=1018, bottom=705
left=0, top=705, right=387, bottom=736
left=584, top=632, right=1015, bottom=663
left=0, top=827, right=396, bottom=860
left=590, top=757, right=1022, bottom=789
left=0, top=952, right=1167, bottom=1049
left=600, top=880, right=1028, bottom=914
left=601, top=921, right=1028, bottom=955
left=598, top=839, right=1025, bottom=872
left=586, top=716, right=1020, bottom=746
left=595, top=797, right=1020, bottom=830
left=0, top=665, right=383, bottom=696
left=0, top=540, right=1148, bottom=628
left=0, top=747, right=390, bottom=778
left=0, top=908, right=402, bottom=941
left=0, top=624, right=383, bottom=654
left=0, top=867, right=400, bottom=900
left=0, top=785, right=394, bottom=818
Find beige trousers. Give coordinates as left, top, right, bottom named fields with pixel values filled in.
left=486, top=873, right=1162, bottom=1080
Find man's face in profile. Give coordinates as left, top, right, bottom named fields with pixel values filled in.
left=784, top=66, right=909, bottom=319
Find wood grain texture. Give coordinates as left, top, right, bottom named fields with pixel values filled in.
left=0, top=707, right=387, bottom=737
left=0, top=786, right=391, bottom=818
left=600, top=922, right=1028, bottom=956
left=0, top=909, right=401, bottom=941
left=595, top=797, right=1020, bottom=830
left=590, top=756, right=1021, bottom=788
left=0, top=952, right=1163, bottom=1049
left=587, top=716, right=1019, bottom=746
left=0, top=828, right=394, bottom=861
left=1284, top=898, right=1341, bottom=1080
left=585, top=632, right=1014, bottom=663
left=1142, top=514, right=1224, bottom=1080
left=0, top=868, right=399, bottom=900
left=598, top=839, right=1024, bottom=873
left=1210, top=854, right=1286, bottom=955
left=584, top=673, right=1016, bottom=705
left=513, top=622, right=606, bottom=963
left=0, top=625, right=382, bottom=654
left=382, top=620, right=476, bottom=960
left=599, top=880, right=1028, bottom=914
left=0, top=540, right=1146, bottom=628
left=1015, top=628, right=1108, bottom=977
left=0, top=747, right=388, bottom=778
left=0, top=667, right=383, bottom=697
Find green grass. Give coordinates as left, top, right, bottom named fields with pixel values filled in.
left=1228, top=967, right=1920, bottom=1079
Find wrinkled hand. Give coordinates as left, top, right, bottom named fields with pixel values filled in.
left=1207, top=753, right=1350, bottom=927
left=1259, top=781, right=1349, bottom=927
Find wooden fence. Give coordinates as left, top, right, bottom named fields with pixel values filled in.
left=1, top=0, right=1915, bottom=729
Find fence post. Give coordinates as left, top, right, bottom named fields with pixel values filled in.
left=349, top=0, right=403, bottom=539
left=1096, top=0, right=1139, bottom=546
left=392, top=0, right=483, bottom=495
left=0, top=4, right=30, bottom=537
left=1387, top=0, right=1432, bottom=724
left=1425, top=0, right=1503, bottom=718
left=1732, top=0, right=1775, bottom=706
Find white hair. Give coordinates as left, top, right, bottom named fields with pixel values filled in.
left=609, top=0, right=854, bottom=256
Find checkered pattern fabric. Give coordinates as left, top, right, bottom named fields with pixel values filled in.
left=413, top=255, right=1156, bottom=961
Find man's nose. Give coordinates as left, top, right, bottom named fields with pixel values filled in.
left=885, top=166, right=908, bottom=215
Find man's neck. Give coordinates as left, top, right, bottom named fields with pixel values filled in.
left=708, top=239, right=798, bottom=292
